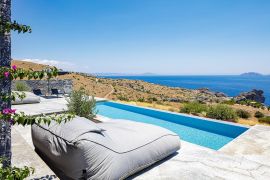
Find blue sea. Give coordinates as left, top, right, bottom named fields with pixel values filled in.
left=105, top=75, right=270, bottom=105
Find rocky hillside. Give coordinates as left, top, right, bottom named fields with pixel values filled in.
left=62, top=74, right=230, bottom=103
left=12, top=60, right=228, bottom=104
left=12, top=60, right=270, bottom=126
left=12, top=60, right=50, bottom=71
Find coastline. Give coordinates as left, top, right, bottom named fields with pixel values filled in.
left=104, top=75, right=270, bottom=105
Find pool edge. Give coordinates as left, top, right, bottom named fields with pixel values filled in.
left=100, top=100, right=250, bottom=129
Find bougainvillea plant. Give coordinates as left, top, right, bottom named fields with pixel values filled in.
left=0, top=65, right=58, bottom=80
left=0, top=65, right=75, bottom=178
left=0, top=157, right=35, bottom=180
left=1, top=5, right=74, bottom=178
left=0, top=19, right=32, bottom=34
left=0, top=65, right=74, bottom=124
left=0, top=66, right=74, bottom=114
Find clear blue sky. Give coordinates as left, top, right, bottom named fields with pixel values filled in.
left=12, top=0, right=270, bottom=75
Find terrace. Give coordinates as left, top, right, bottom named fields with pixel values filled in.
left=1, top=0, right=270, bottom=179
left=12, top=96, right=270, bottom=179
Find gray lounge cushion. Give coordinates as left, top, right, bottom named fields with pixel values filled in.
left=32, top=118, right=180, bottom=179
left=12, top=91, right=40, bottom=105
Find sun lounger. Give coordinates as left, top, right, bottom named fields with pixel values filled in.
left=31, top=117, right=180, bottom=179
left=51, top=88, right=62, bottom=98
left=12, top=91, right=41, bottom=105
left=33, top=89, right=43, bottom=96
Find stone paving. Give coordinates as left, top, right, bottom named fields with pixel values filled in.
left=11, top=98, right=270, bottom=179
left=12, top=126, right=58, bottom=180
left=12, top=97, right=68, bottom=115
left=221, top=125, right=270, bottom=167
left=133, top=127, right=270, bottom=180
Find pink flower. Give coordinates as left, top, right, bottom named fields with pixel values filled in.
left=12, top=65, right=17, bottom=70
left=2, top=108, right=16, bottom=115
left=4, top=72, right=9, bottom=78
left=10, top=109, right=16, bottom=113
left=2, top=109, right=10, bottom=115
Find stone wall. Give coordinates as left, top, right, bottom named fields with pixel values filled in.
left=12, top=79, right=73, bottom=95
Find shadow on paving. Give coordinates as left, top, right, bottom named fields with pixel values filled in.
left=127, top=152, right=179, bottom=179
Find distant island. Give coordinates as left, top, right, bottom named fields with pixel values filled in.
left=140, top=72, right=157, bottom=76
left=93, top=72, right=157, bottom=76
left=240, top=72, right=263, bottom=76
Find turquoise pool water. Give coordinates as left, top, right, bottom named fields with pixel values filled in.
left=96, top=101, right=248, bottom=150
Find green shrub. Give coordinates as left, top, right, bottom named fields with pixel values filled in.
left=268, top=106, right=270, bottom=111
left=206, top=104, right=237, bottom=122
left=117, top=95, right=129, bottom=101
left=222, top=99, right=236, bottom=105
left=254, top=111, right=264, bottom=118
left=138, top=97, right=145, bottom=102
left=236, top=109, right=251, bottom=119
left=0, top=158, right=34, bottom=179
left=67, top=88, right=97, bottom=119
left=238, top=100, right=264, bottom=109
left=258, top=116, right=270, bottom=124
left=180, top=102, right=208, bottom=115
left=148, top=97, right=158, bottom=102
left=14, top=81, right=31, bottom=92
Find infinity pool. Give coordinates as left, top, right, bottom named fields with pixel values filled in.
left=96, top=101, right=248, bottom=150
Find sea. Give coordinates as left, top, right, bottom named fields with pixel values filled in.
left=104, top=75, right=270, bottom=105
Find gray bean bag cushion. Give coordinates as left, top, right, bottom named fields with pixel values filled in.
left=12, top=91, right=40, bottom=105
left=32, top=117, right=180, bottom=179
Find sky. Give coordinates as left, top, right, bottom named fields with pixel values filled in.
left=11, top=0, right=270, bottom=75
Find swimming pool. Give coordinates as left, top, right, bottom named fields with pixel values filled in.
left=96, top=101, right=248, bottom=150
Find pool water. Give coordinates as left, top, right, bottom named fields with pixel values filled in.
left=96, top=101, right=248, bottom=150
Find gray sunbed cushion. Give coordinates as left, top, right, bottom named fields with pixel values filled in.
left=36, top=116, right=104, bottom=142
left=12, top=91, right=41, bottom=105
left=94, top=120, right=179, bottom=153
left=32, top=119, right=180, bottom=179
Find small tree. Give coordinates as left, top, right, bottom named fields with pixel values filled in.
left=236, top=109, right=251, bottom=119
left=180, top=102, right=208, bottom=115
left=67, top=88, right=97, bottom=119
left=14, top=81, right=31, bottom=91
left=206, top=104, right=237, bottom=122
left=254, top=111, right=264, bottom=118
